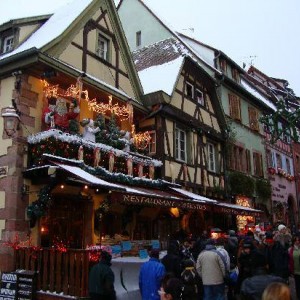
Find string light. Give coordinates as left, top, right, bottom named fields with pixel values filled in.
left=42, top=79, right=132, bottom=121
left=131, top=125, right=151, bottom=150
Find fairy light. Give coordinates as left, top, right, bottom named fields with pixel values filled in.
left=42, top=79, right=132, bottom=121
left=131, top=125, right=152, bottom=150
left=87, top=96, right=131, bottom=121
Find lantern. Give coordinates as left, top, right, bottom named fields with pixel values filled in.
left=1, top=106, right=20, bottom=136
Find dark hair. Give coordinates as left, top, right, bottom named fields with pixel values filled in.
left=292, top=234, right=300, bottom=246
left=150, top=249, right=160, bottom=259
left=164, top=278, right=185, bottom=300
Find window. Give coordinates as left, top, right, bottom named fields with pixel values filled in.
left=207, top=143, right=216, bottom=172
left=136, top=31, right=141, bottom=47
left=286, top=158, right=291, bottom=174
left=97, top=33, right=109, bottom=60
left=148, top=131, right=156, bottom=154
left=186, top=81, right=194, bottom=98
left=2, top=35, right=14, bottom=53
left=228, top=94, right=241, bottom=121
left=253, top=152, right=263, bottom=177
left=296, top=155, right=300, bottom=173
left=175, top=127, right=186, bottom=162
left=220, top=59, right=227, bottom=73
left=248, top=107, right=259, bottom=132
left=276, top=153, right=282, bottom=169
left=232, top=68, right=240, bottom=82
left=196, top=89, right=204, bottom=106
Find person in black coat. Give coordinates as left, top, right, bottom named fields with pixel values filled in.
left=161, top=240, right=183, bottom=278
left=88, top=250, right=116, bottom=300
left=240, top=251, right=285, bottom=300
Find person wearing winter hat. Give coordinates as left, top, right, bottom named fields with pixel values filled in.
left=88, top=250, right=116, bottom=300
left=278, top=224, right=287, bottom=232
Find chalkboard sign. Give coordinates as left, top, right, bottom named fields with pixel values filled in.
left=0, top=272, right=17, bottom=300
left=15, top=270, right=36, bottom=300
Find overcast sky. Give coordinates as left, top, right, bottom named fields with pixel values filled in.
left=0, top=0, right=299, bottom=95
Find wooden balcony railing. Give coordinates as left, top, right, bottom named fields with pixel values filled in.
left=15, top=248, right=91, bottom=298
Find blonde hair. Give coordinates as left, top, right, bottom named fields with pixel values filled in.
left=262, top=282, right=290, bottom=300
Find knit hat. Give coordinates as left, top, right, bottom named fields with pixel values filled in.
left=278, top=224, right=286, bottom=231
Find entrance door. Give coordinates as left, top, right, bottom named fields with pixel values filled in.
left=40, top=197, right=86, bottom=249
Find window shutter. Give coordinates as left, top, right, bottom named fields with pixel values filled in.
left=229, top=94, right=241, bottom=121
left=246, top=149, right=251, bottom=173
left=248, top=107, right=259, bottom=131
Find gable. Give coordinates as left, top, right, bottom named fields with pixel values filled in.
left=118, top=0, right=172, bottom=51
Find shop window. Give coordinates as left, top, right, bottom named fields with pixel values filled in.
left=96, top=33, right=110, bottom=61
left=175, top=126, right=186, bottom=162
left=186, top=81, right=194, bottom=98
left=136, top=31, right=141, bottom=47
left=148, top=130, right=156, bottom=154
left=248, top=106, right=259, bottom=132
left=228, top=94, right=241, bottom=121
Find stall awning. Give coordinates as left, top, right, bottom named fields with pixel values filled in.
left=170, top=187, right=218, bottom=204
left=56, top=163, right=126, bottom=191
left=215, top=202, right=262, bottom=217
left=111, top=185, right=212, bottom=211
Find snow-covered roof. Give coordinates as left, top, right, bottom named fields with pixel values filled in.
left=215, top=202, right=261, bottom=213
left=56, top=163, right=126, bottom=190
left=171, top=187, right=217, bottom=203
left=138, top=0, right=221, bottom=75
left=138, top=57, right=183, bottom=96
left=0, top=0, right=93, bottom=60
left=241, top=79, right=277, bottom=111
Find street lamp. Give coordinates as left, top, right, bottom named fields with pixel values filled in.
left=1, top=106, right=20, bottom=136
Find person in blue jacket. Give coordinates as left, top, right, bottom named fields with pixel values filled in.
left=139, top=249, right=166, bottom=300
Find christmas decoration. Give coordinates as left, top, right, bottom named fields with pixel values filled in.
left=260, top=99, right=300, bottom=143
left=94, top=147, right=101, bottom=167
left=27, top=182, right=55, bottom=226
left=78, top=145, right=84, bottom=161
left=80, top=118, right=100, bottom=143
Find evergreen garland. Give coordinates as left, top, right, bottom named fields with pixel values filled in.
left=228, top=171, right=255, bottom=197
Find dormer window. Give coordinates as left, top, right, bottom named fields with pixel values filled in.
left=96, top=33, right=109, bottom=61
left=3, top=35, right=14, bottom=53
left=232, top=68, right=240, bottom=82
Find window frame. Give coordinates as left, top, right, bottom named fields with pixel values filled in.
left=196, top=88, right=204, bottom=106
left=148, top=130, right=156, bottom=154
left=136, top=31, right=141, bottom=47
left=186, top=81, right=194, bottom=99
left=175, top=126, right=187, bottom=162
left=228, top=94, right=241, bottom=121
left=248, top=106, right=259, bottom=132
left=207, top=142, right=216, bottom=172
left=96, top=33, right=110, bottom=61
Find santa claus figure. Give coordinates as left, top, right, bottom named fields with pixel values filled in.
left=42, top=97, right=80, bottom=131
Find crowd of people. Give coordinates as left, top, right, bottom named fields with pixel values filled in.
left=88, top=223, right=299, bottom=300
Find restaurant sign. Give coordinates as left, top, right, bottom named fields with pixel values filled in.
left=111, top=192, right=210, bottom=211
left=214, top=205, right=261, bottom=217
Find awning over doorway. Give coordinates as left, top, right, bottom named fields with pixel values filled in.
left=110, top=185, right=212, bottom=211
